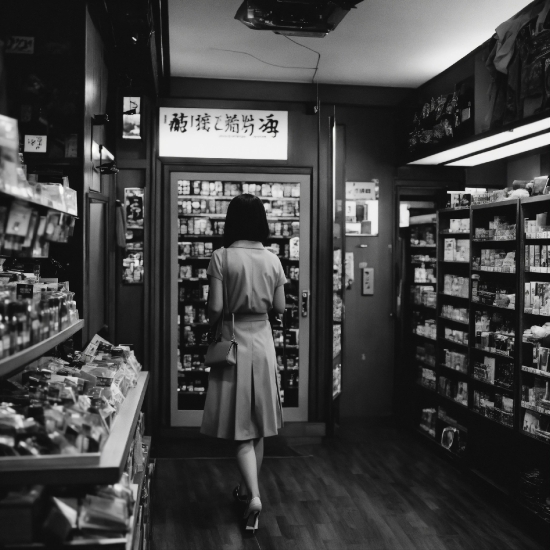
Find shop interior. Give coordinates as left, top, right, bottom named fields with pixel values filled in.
left=1, top=0, right=550, bottom=548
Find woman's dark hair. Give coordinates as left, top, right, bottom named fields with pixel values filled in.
left=223, top=194, right=270, bottom=247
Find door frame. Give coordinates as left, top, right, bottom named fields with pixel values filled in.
left=161, top=164, right=312, bottom=427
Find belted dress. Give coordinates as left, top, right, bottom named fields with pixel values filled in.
left=200, top=240, right=286, bottom=440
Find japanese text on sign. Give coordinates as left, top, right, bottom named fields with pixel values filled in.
left=159, top=108, right=288, bottom=160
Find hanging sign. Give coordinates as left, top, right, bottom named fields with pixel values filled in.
left=159, top=107, right=288, bottom=160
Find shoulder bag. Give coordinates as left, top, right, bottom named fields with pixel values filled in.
left=204, top=248, right=238, bottom=368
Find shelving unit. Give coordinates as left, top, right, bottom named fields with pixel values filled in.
left=0, top=372, right=149, bottom=485
left=0, top=320, right=84, bottom=378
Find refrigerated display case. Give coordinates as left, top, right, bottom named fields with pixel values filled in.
left=169, top=172, right=311, bottom=427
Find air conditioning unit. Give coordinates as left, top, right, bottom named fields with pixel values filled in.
left=235, top=0, right=363, bottom=38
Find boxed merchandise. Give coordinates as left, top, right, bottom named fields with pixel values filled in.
left=444, top=239, right=455, bottom=261
left=455, top=239, right=470, bottom=262
left=450, top=219, right=461, bottom=233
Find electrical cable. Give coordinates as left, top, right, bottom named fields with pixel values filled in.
left=282, top=35, right=321, bottom=84
left=211, top=48, right=316, bottom=70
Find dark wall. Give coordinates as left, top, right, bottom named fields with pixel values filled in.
left=337, top=105, right=397, bottom=418
left=156, top=77, right=408, bottom=422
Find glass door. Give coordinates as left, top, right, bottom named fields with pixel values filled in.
left=169, top=171, right=311, bottom=427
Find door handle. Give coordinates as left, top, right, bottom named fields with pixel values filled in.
left=301, top=290, right=310, bottom=317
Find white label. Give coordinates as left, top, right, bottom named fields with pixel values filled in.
left=159, top=107, right=288, bottom=160
left=24, top=135, right=47, bottom=153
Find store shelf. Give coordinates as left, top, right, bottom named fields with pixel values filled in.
left=179, top=235, right=223, bottom=239
left=439, top=364, right=468, bottom=377
left=412, top=281, right=438, bottom=286
left=470, top=409, right=513, bottom=429
left=440, top=260, right=469, bottom=264
left=413, top=333, right=437, bottom=342
left=416, top=382, right=437, bottom=393
left=520, top=429, right=550, bottom=445
left=411, top=245, right=436, bottom=249
left=471, top=239, right=516, bottom=243
left=0, top=372, right=149, bottom=485
left=437, top=412, right=468, bottom=433
left=472, top=301, right=515, bottom=313
left=438, top=393, right=468, bottom=408
left=439, top=232, right=470, bottom=236
left=525, top=268, right=550, bottom=274
left=0, top=320, right=85, bottom=379
left=438, top=293, right=469, bottom=301
left=522, top=366, right=550, bottom=379
left=411, top=303, right=437, bottom=311
left=471, top=376, right=514, bottom=392
left=473, top=347, right=515, bottom=360
left=440, top=338, right=469, bottom=349
left=522, top=401, right=550, bottom=417
left=179, top=213, right=299, bottom=221
left=178, top=195, right=299, bottom=202
left=439, top=316, right=469, bottom=326
left=178, top=369, right=209, bottom=374
left=0, top=187, right=78, bottom=217
left=438, top=207, right=471, bottom=213
left=415, top=358, right=437, bottom=368
left=471, top=198, right=519, bottom=210
left=472, top=269, right=516, bottom=275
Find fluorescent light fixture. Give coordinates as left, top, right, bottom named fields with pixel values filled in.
left=446, top=131, right=550, bottom=166
left=408, top=117, right=550, bottom=165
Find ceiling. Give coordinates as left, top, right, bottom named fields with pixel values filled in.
left=167, top=0, right=533, bottom=88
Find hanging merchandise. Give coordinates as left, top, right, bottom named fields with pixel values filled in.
left=122, top=189, right=144, bottom=284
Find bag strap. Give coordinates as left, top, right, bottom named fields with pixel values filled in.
left=214, top=248, right=235, bottom=342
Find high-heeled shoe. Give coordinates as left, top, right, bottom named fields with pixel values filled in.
left=243, top=497, right=262, bottom=533
left=233, top=484, right=249, bottom=505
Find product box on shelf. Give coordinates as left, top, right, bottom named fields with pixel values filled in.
left=0, top=333, right=143, bottom=470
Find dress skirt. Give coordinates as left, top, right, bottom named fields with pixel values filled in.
left=200, top=314, right=284, bottom=441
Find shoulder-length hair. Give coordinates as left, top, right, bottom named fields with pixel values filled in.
left=223, top=193, right=270, bottom=247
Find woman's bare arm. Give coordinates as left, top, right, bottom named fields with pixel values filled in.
left=207, top=276, right=223, bottom=327
left=272, top=284, right=286, bottom=314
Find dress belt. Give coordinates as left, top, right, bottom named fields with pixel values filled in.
left=224, top=313, right=269, bottom=322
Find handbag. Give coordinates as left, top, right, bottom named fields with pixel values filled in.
left=204, top=248, right=238, bottom=368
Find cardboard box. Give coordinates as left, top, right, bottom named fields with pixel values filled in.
left=444, top=239, right=456, bottom=262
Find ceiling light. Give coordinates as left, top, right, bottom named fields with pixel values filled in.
left=408, top=116, right=550, bottom=166
left=446, top=132, right=550, bottom=167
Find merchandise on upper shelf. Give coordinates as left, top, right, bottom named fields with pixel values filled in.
left=411, top=285, right=436, bottom=308
left=525, top=244, right=550, bottom=272
left=445, top=191, right=471, bottom=209
left=473, top=356, right=513, bottom=389
left=438, top=376, right=468, bottom=406
left=441, top=304, right=469, bottom=323
left=447, top=218, right=470, bottom=233
left=474, top=309, right=515, bottom=357
left=441, top=349, right=468, bottom=373
left=415, top=342, right=436, bottom=367
left=473, top=389, right=514, bottom=427
left=0, top=115, right=78, bottom=216
left=443, top=327, right=468, bottom=345
left=472, top=275, right=515, bottom=309
left=419, top=407, right=437, bottom=438
left=410, top=225, right=435, bottom=247
left=414, top=265, right=436, bottom=283
left=525, top=211, right=550, bottom=239
left=524, top=282, right=550, bottom=315
left=0, top=333, right=142, bottom=460
left=444, top=238, right=470, bottom=262
left=177, top=179, right=300, bottom=199
left=412, top=310, right=436, bottom=340
left=418, top=367, right=436, bottom=390
left=0, top=280, right=79, bottom=358
left=472, top=249, right=516, bottom=272
left=442, top=274, right=469, bottom=298
left=473, top=215, right=516, bottom=241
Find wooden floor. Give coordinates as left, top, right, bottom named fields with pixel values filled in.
left=151, top=420, right=549, bottom=549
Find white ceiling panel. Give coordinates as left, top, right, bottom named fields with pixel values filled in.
left=168, top=0, right=534, bottom=87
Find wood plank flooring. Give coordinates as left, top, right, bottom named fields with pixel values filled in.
left=151, top=420, right=549, bottom=550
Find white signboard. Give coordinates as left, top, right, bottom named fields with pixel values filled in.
left=346, top=181, right=378, bottom=200
left=159, top=108, right=288, bottom=160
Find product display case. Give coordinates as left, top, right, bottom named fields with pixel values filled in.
left=169, top=172, right=311, bottom=427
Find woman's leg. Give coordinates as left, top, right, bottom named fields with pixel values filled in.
left=239, top=437, right=264, bottom=496
left=254, top=437, right=264, bottom=474
left=236, top=440, right=260, bottom=499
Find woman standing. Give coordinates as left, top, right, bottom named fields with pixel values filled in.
left=201, top=193, right=286, bottom=532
